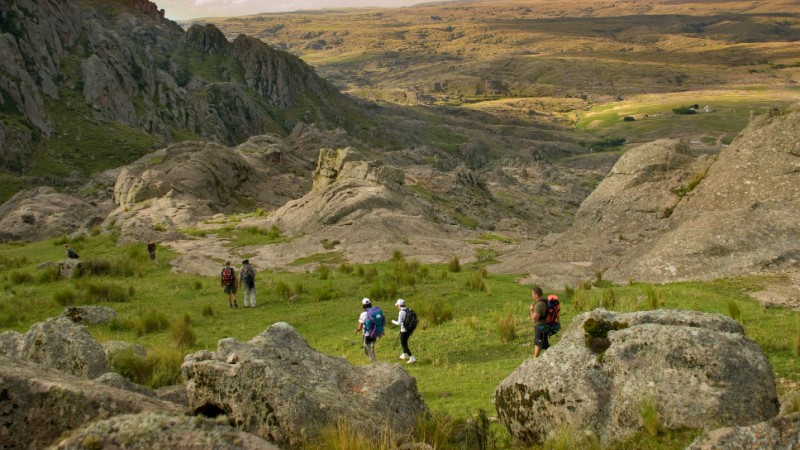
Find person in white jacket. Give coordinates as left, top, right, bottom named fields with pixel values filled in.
left=391, top=299, right=416, bottom=364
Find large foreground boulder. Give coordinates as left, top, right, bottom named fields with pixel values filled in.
left=493, top=309, right=779, bottom=445
left=182, top=322, right=427, bottom=447
left=685, top=411, right=800, bottom=450
left=50, top=412, right=282, bottom=450
left=0, top=355, right=182, bottom=449
left=14, top=317, right=109, bottom=379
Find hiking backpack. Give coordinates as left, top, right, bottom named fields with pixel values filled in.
left=544, top=295, right=561, bottom=336
left=402, top=308, right=418, bottom=333
left=242, top=266, right=255, bottom=289
left=365, top=306, right=386, bottom=339
left=221, top=267, right=235, bottom=286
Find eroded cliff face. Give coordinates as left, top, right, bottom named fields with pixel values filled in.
left=0, top=0, right=347, bottom=185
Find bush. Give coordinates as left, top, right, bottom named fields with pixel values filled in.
left=623, top=116, right=635, bottom=122
left=498, top=313, right=516, bottom=343
left=137, top=309, right=170, bottom=335
left=9, top=271, right=33, bottom=285
left=171, top=320, right=197, bottom=348
left=53, top=287, right=78, bottom=306
left=672, top=105, right=697, bottom=115
left=448, top=255, right=461, bottom=273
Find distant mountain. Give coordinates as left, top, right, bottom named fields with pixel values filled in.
left=0, top=0, right=354, bottom=201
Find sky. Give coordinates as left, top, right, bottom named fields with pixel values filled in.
left=156, top=0, right=430, bottom=20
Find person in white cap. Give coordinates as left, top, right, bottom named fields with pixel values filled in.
left=391, top=299, right=416, bottom=364
left=353, top=298, right=382, bottom=362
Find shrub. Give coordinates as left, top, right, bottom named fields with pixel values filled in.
left=193, top=280, right=203, bottom=290
left=464, top=408, right=498, bottom=450
left=37, top=266, right=61, bottom=283
left=10, top=271, right=33, bottom=285
left=317, top=264, right=330, bottom=280
left=171, top=320, right=197, bottom=348
left=623, top=116, right=635, bottom=122
left=672, top=105, right=696, bottom=115
left=137, top=309, right=170, bottom=336
left=448, top=256, right=461, bottom=273
left=466, top=271, right=485, bottom=292
left=202, top=305, right=214, bottom=317
left=53, top=287, right=78, bottom=306
left=391, top=249, right=405, bottom=262
left=497, top=313, right=516, bottom=343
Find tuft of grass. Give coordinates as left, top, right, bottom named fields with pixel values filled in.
left=202, top=305, right=214, bottom=317
left=317, top=264, right=331, bottom=280
left=727, top=300, right=743, bottom=324
left=9, top=271, right=33, bottom=285
left=466, top=271, right=486, bottom=292
left=37, top=266, right=61, bottom=283
left=53, top=287, right=78, bottom=306
left=137, top=309, right=170, bottom=336
left=415, top=410, right=456, bottom=450
left=78, top=280, right=132, bottom=303
left=171, top=320, right=197, bottom=348
left=497, top=313, right=516, bottom=343
left=448, top=255, right=461, bottom=273
left=417, top=300, right=453, bottom=326
left=640, top=394, right=661, bottom=437
left=317, top=418, right=397, bottom=450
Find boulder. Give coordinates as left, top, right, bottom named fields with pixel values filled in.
left=182, top=322, right=427, bottom=447
left=17, top=317, right=109, bottom=379
left=0, top=355, right=183, bottom=449
left=686, top=412, right=800, bottom=450
left=104, top=340, right=148, bottom=360
left=155, top=384, right=190, bottom=408
left=59, top=305, right=118, bottom=325
left=493, top=308, right=779, bottom=445
left=95, top=372, right=157, bottom=398
left=0, top=330, right=22, bottom=357
left=50, top=412, right=282, bottom=450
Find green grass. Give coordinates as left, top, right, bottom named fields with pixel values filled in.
left=1, top=234, right=799, bottom=449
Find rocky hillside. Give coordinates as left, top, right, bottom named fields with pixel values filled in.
left=497, top=104, right=800, bottom=287
left=0, top=0, right=352, bottom=201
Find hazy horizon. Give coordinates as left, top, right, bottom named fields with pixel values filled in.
left=156, top=0, right=436, bottom=20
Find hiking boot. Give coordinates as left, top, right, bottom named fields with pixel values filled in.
left=399, top=353, right=407, bottom=360
left=407, top=356, right=417, bottom=364
left=234, top=301, right=238, bottom=308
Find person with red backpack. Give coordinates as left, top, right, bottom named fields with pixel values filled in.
left=220, top=261, right=238, bottom=308
left=530, top=286, right=550, bottom=358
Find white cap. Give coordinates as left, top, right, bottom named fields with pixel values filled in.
left=395, top=299, right=405, bottom=306
left=362, top=298, right=371, bottom=305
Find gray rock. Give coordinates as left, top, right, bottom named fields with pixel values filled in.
left=104, top=340, right=148, bottom=360
left=95, top=372, right=156, bottom=398
left=60, top=306, right=118, bottom=325
left=182, top=322, right=426, bottom=447
left=17, top=317, right=109, bottom=379
left=685, top=412, right=800, bottom=450
left=493, top=308, right=779, bottom=446
left=0, top=330, right=22, bottom=357
left=0, top=354, right=182, bottom=450
left=49, top=412, right=282, bottom=450
left=155, top=384, right=190, bottom=408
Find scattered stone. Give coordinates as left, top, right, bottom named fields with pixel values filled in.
left=95, top=372, right=156, bottom=398
left=155, top=385, right=190, bottom=408
left=685, top=412, right=800, bottom=450
left=17, top=317, right=109, bottom=379
left=60, top=306, right=118, bottom=325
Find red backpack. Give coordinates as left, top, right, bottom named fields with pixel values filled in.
left=544, top=295, right=561, bottom=336
left=221, top=267, right=234, bottom=285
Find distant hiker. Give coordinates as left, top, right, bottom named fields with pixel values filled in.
left=391, top=299, right=418, bottom=364
left=239, top=259, right=257, bottom=308
left=221, top=261, right=238, bottom=308
left=354, top=298, right=385, bottom=363
left=65, top=244, right=79, bottom=259
left=530, top=286, right=549, bottom=358
left=146, top=240, right=157, bottom=265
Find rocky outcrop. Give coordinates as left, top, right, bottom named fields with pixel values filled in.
left=182, top=322, right=426, bottom=448
left=0, top=330, right=22, bottom=357
left=686, top=412, right=800, bottom=450
left=59, top=305, right=118, bottom=325
left=95, top=372, right=157, bottom=398
left=0, top=187, right=109, bottom=243
left=14, top=317, right=109, bottom=379
left=50, top=412, right=282, bottom=450
left=610, top=106, right=800, bottom=282
left=0, top=355, right=183, bottom=450
left=493, top=308, right=779, bottom=445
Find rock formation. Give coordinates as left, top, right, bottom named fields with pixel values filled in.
left=0, top=355, right=183, bottom=449
left=493, top=308, right=779, bottom=445
left=12, top=317, right=109, bottom=379
left=182, top=322, right=427, bottom=448
left=50, top=412, right=282, bottom=450
left=59, top=305, right=118, bottom=325
left=686, top=412, right=800, bottom=450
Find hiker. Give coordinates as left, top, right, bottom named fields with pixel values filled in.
left=529, top=286, right=549, bottom=358
left=353, top=298, right=384, bottom=363
left=146, top=240, right=157, bottom=265
left=239, top=259, right=257, bottom=308
left=65, top=244, right=79, bottom=259
left=220, top=261, right=238, bottom=308
left=391, top=299, right=417, bottom=364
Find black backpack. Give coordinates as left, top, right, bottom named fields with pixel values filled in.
left=403, top=308, right=418, bottom=332
left=242, top=266, right=255, bottom=288
left=544, top=295, right=561, bottom=336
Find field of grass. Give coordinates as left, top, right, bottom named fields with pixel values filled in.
left=2, top=232, right=799, bottom=449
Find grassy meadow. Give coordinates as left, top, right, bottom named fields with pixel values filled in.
left=2, top=231, right=800, bottom=449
